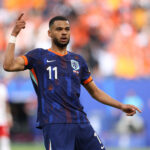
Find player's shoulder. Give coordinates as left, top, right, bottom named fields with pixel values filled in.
left=68, top=51, right=84, bottom=61
left=25, top=48, right=47, bottom=57
left=68, top=52, right=87, bottom=66
left=28, top=48, right=44, bottom=54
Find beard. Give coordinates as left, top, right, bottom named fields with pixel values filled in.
left=53, top=38, right=70, bottom=48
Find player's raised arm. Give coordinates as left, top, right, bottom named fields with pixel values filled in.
left=3, top=13, right=26, bottom=72
left=84, top=81, right=142, bottom=116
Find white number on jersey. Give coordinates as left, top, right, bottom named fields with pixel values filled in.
left=47, top=66, right=58, bottom=79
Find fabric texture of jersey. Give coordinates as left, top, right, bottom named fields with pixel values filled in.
left=22, top=48, right=93, bottom=128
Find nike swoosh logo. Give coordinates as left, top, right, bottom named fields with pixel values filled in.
left=101, top=146, right=105, bottom=149
left=47, top=60, right=56, bottom=63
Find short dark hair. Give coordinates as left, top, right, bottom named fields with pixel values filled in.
left=49, top=16, right=69, bottom=28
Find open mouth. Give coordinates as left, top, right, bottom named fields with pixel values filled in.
left=60, top=37, right=68, bottom=42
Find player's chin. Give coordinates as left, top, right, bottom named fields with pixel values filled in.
left=58, top=40, right=69, bottom=47
left=60, top=41, right=68, bottom=45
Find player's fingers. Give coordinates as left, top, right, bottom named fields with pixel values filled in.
left=17, top=20, right=26, bottom=24
left=134, top=106, right=142, bottom=113
left=16, top=23, right=25, bottom=29
left=126, top=111, right=136, bottom=116
left=127, top=114, right=133, bottom=116
left=16, top=21, right=26, bottom=25
left=130, top=105, right=142, bottom=113
left=22, top=24, right=26, bottom=29
left=16, top=23, right=26, bottom=27
left=17, top=13, right=24, bottom=20
left=17, top=22, right=26, bottom=25
left=20, top=24, right=26, bottom=29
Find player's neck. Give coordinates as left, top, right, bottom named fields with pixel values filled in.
left=51, top=45, right=67, bottom=55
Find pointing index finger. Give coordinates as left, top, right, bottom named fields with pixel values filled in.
left=131, top=105, right=142, bottom=113
left=17, top=13, right=24, bottom=20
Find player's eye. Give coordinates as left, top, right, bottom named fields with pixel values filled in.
left=65, top=27, right=70, bottom=31
left=56, top=27, right=62, bottom=31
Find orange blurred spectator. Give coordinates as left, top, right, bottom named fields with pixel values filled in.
left=0, top=24, right=6, bottom=51
left=115, top=55, right=137, bottom=79
left=106, top=0, right=121, bottom=11
left=133, top=7, right=147, bottom=30
left=3, top=0, right=46, bottom=10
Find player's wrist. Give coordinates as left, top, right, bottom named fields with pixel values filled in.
left=11, top=27, right=20, bottom=37
left=9, top=35, right=16, bottom=43
left=120, top=104, right=129, bottom=112
left=119, top=103, right=124, bottom=110
left=11, top=32, right=18, bottom=37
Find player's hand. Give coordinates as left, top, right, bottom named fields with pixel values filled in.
left=11, top=13, right=26, bottom=37
left=121, top=104, right=142, bottom=116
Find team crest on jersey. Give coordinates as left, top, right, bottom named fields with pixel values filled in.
left=71, top=60, right=80, bottom=70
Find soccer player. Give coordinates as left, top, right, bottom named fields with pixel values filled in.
left=3, top=13, right=141, bottom=150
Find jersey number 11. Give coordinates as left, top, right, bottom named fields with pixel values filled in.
left=47, top=66, right=58, bottom=79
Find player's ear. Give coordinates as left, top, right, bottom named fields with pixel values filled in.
left=48, top=29, right=52, bottom=38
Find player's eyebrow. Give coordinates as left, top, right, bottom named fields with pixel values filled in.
left=55, top=26, right=70, bottom=30
left=56, top=27, right=63, bottom=30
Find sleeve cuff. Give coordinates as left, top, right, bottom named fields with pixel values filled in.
left=83, top=76, right=93, bottom=85
left=21, top=55, right=28, bottom=66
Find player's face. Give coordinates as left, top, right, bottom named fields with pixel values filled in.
left=49, top=20, right=70, bottom=48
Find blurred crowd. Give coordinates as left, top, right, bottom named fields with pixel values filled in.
left=0, top=0, right=150, bottom=80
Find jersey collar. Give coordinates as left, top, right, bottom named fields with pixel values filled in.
left=48, top=49, right=68, bottom=56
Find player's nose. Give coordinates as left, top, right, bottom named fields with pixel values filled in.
left=62, top=29, right=68, bottom=35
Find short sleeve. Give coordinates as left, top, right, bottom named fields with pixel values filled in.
left=21, top=49, right=39, bottom=70
left=80, top=56, right=93, bottom=85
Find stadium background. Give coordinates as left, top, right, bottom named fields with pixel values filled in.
left=0, top=0, right=150, bottom=149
